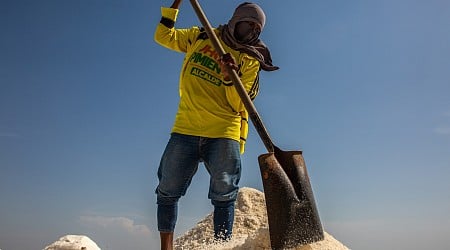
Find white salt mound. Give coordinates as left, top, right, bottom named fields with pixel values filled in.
left=43, top=235, right=101, bottom=250
left=175, top=187, right=350, bottom=250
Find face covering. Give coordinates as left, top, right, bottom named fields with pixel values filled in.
left=234, top=21, right=260, bottom=43
left=219, top=2, right=279, bottom=71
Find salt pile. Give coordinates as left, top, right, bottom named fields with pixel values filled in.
left=175, top=187, right=349, bottom=250
left=43, top=235, right=101, bottom=250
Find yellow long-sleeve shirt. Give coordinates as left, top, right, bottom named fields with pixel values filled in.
left=154, top=7, right=260, bottom=153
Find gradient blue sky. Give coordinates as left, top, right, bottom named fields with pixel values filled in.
left=1, top=0, right=450, bottom=249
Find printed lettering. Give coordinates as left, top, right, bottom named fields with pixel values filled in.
left=199, top=45, right=220, bottom=60
left=191, top=67, right=223, bottom=86
left=189, top=52, right=221, bottom=74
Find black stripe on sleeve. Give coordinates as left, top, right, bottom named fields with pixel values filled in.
left=248, top=73, right=260, bottom=100
left=160, top=17, right=175, bottom=28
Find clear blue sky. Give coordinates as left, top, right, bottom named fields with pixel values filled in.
left=1, top=0, right=450, bottom=249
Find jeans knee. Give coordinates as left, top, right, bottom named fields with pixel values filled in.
left=156, top=188, right=180, bottom=205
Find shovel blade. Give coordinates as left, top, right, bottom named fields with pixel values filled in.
left=258, top=148, right=324, bottom=249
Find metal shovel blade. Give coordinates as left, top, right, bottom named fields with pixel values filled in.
left=258, top=147, right=324, bottom=249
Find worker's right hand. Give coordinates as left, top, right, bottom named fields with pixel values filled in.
left=219, top=53, right=238, bottom=82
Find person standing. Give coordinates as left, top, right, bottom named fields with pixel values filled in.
left=154, top=0, right=278, bottom=249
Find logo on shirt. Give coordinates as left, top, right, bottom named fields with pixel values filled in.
left=188, top=45, right=227, bottom=86
left=190, top=67, right=222, bottom=86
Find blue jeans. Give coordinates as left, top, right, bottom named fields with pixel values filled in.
left=156, top=133, right=241, bottom=239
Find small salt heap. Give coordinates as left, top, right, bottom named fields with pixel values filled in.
left=43, top=235, right=101, bottom=250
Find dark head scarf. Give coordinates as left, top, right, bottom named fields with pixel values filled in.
left=218, top=2, right=279, bottom=71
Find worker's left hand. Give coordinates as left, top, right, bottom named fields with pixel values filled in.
left=219, top=53, right=238, bottom=81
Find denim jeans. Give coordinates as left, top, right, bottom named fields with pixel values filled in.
left=156, top=133, right=241, bottom=239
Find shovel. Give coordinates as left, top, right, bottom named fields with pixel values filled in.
left=189, top=1, right=324, bottom=248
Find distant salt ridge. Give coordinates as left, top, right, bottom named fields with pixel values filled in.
left=175, top=187, right=350, bottom=250
left=43, top=235, right=101, bottom=250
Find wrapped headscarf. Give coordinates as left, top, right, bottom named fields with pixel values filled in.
left=219, top=2, right=279, bottom=71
